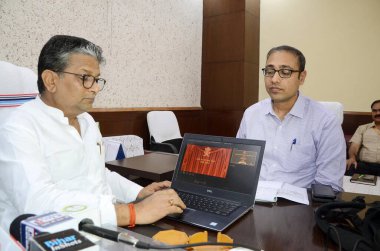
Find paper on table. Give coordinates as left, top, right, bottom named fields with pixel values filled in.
left=255, top=180, right=309, bottom=205
left=255, top=180, right=282, bottom=203
left=277, top=183, right=309, bottom=205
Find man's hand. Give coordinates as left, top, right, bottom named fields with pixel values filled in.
left=346, top=142, right=360, bottom=170
left=346, top=157, right=357, bottom=170
left=115, top=181, right=185, bottom=226
left=134, top=188, right=186, bottom=224
left=137, top=181, right=171, bottom=199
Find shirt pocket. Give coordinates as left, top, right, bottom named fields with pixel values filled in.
left=285, top=138, right=316, bottom=172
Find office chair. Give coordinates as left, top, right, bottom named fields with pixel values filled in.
left=319, top=101, right=344, bottom=125
left=147, top=111, right=183, bottom=154
left=0, top=61, right=38, bottom=122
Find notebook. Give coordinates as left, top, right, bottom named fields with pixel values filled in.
left=169, top=133, right=265, bottom=231
left=350, top=174, right=377, bottom=186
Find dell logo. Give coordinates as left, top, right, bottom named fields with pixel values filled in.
left=206, top=189, right=213, bottom=193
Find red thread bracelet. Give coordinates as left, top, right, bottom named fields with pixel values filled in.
left=128, top=203, right=136, bottom=228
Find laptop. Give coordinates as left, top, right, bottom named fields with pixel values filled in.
left=168, top=133, right=265, bottom=231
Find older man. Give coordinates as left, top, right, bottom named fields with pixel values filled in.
left=346, top=100, right=380, bottom=175
left=0, top=35, right=185, bottom=231
left=237, top=45, right=346, bottom=191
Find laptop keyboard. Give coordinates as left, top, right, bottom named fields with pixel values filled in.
left=177, top=191, right=240, bottom=216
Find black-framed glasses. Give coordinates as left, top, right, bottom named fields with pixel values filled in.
left=262, top=68, right=302, bottom=78
left=54, top=71, right=106, bottom=91
left=372, top=109, right=380, bottom=113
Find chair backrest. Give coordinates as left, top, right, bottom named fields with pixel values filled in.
left=0, top=61, right=38, bottom=122
left=147, top=111, right=182, bottom=143
left=319, top=101, right=344, bottom=125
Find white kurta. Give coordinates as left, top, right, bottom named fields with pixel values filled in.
left=0, top=96, right=142, bottom=231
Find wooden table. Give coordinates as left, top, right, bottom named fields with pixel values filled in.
left=343, top=175, right=380, bottom=196
left=106, top=152, right=178, bottom=181
left=108, top=153, right=380, bottom=250
left=131, top=192, right=380, bottom=251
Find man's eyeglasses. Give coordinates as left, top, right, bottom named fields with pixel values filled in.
left=262, top=68, right=302, bottom=78
left=371, top=109, right=380, bottom=113
left=54, top=71, right=106, bottom=91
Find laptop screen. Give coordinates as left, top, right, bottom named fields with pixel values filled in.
left=173, top=134, right=265, bottom=196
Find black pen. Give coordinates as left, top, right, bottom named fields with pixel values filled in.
left=290, top=138, right=296, bottom=151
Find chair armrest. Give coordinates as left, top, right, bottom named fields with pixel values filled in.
left=150, top=142, right=178, bottom=154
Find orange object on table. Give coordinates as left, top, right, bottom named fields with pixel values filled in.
left=153, top=229, right=233, bottom=250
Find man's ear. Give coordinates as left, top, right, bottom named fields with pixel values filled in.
left=41, top=70, right=58, bottom=93
left=299, top=70, right=307, bottom=84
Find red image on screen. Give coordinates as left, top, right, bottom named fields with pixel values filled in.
left=180, top=144, right=232, bottom=178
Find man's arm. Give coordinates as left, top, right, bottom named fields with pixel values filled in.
left=114, top=188, right=185, bottom=226
left=346, top=142, right=361, bottom=169
left=0, top=123, right=118, bottom=226
left=314, top=116, right=346, bottom=191
left=346, top=125, right=365, bottom=169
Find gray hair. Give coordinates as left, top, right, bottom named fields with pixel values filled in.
left=37, top=35, right=105, bottom=93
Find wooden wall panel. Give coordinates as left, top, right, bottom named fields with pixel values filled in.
left=246, top=0, right=260, bottom=17
left=244, top=62, right=259, bottom=107
left=202, top=0, right=260, bottom=137
left=201, top=62, right=244, bottom=110
left=203, top=12, right=245, bottom=62
left=204, top=0, right=245, bottom=17
left=203, top=110, right=244, bottom=137
left=90, top=111, right=149, bottom=144
left=342, top=112, right=372, bottom=136
left=174, top=110, right=205, bottom=135
left=244, top=10, right=260, bottom=63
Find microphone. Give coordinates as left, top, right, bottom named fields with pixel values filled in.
left=78, top=218, right=150, bottom=249
left=9, top=214, right=36, bottom=243
left=28, top=229, right=95, bottom=251
left=9, top=212, right=81, bottom=249
left=9, top=213, right=96, bottom=251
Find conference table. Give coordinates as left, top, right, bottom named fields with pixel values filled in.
left=129, top=192, right=378, bottom=251
left=107, top=152, right=379, bottom=251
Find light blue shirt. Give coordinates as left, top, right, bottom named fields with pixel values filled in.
left=237, top=94, right=346, bottom=191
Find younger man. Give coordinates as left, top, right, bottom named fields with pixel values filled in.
left=237, top=45, right=346, bottom=191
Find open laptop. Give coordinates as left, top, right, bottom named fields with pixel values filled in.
left=168, top=133, right=265, bottom=231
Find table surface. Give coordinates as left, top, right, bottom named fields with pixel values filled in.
left=343, top=175, right=380, bottom=196
left=106, top=152, right=177, bottom=181
left=130, top=192, right=380, bottom=251
left=107, top=153, right=380, bottom=250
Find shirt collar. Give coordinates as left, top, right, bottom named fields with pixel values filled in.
left=288, top=93, right=306, bottom=119
left=266, top=92, right=306, bottom=119
left=35, top=95, right=70, bottom=124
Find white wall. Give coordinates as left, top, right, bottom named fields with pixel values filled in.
left=0, top=0, right=202, bottom=108
left=260, top=0, right=380, bottom=112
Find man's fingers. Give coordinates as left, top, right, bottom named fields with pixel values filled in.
left=148, top=180, right=171, bottom=191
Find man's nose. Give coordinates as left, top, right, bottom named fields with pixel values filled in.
left=90, top=83, right=101, bottom=94
left=271, top=71, right=282, bottom=83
